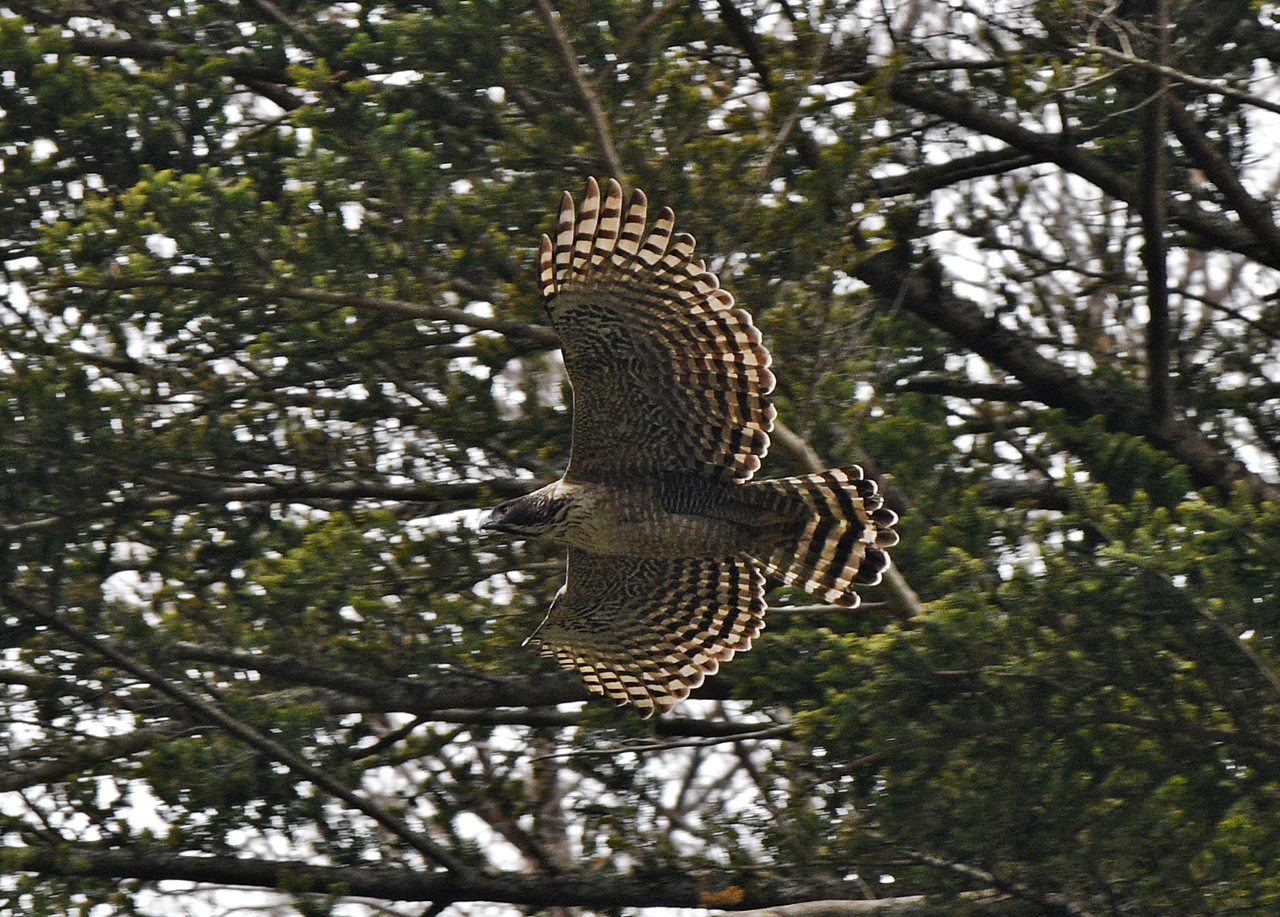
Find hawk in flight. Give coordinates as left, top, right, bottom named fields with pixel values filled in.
left=483, top=178, right=898, bottom=717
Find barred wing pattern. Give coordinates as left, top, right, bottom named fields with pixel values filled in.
left=527, top=548, right=767, bottom=717
left=510, top=180, right=900, bottom=717
left=540, top=177, right=777, bottom=484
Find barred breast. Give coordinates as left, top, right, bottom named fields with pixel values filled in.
left=562, top=476, right=766, bottom=558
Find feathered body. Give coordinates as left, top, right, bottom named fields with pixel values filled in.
left=484, top=178, right=899, bottom=717
left=499, top=475, right=784, bottom=557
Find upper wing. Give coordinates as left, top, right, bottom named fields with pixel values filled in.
left=526, top=548, right=767, bottom=718
left=539, top=178, right=776, bottom=484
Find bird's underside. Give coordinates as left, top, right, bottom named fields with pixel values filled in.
left=487, top=177, right=899, bottom=718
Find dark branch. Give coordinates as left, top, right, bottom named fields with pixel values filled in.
left=838, top=67, right=1280, bottom=270
left=158, top=642, right=754, bottom=724
left=68, top=275, right=560, bottom=346
left=897, top=375, right=1037, bottom=402
left=0, top=725, right=186, bottom=792
left=0, top=479, right=534, bottom=536
left=1167, top=101, right=1280, bottom=261
left=162, top=642, right=593, bottom=712
left=854, top=248, right=1279, bottom=501
left=1138, top=5, right=1172, bottom=432
left=9, top=848, right=923, bottom=910
left=64, top=34, right=302, bottom=111
left=860, top=149, right=1041, bottom=200
left=979, top=478, right=1071, bottom=511
left=4, top=590, right=472, bottom=875
left=533, top=0, right=625, bottom=178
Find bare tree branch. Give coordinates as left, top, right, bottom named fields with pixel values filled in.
left=534, top=0, right=626, bottom=178
left=596, top=0, right=688, bottom=85
left=0, top=479, right=534, bottom=536
left=1167, top=101, right=1280, bottom=261
left=3, top=590, right=473, bottom=875
left=725, top=896, right=1004, bottom=917
left=57, top=275, right=560, bottom=347
left=9, top=847, right=927, bottom=911
left=891, top=842, right=1097, bottom=917
left=838, top=67, right=1280, bottom=270
left=854, top=248, right=1279, bottom=501
left=979, top=478, right=1070, bottom=511
left=1077, top=43, right=1280, bottom=118
left=240, top=0, right=323, bottom=56
left=62, top=34, right=303, bottom=111
left=1138, top=2, right=1172, bottom=432
left=160, top=642, right=593, bottom=712
left=859, top=149, right=1041, bottom=200
left=717, top=0, right=825, bottom=174
left=0, top=725, right=188, bottom=792
left=717, top=0, right=775, bottom=91
left=897, top=375, right=1036, bottom=402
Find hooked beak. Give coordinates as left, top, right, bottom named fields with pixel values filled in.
left=479, top=511, right=501, bottom=532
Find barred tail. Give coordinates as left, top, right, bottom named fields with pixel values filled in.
left=746, top=466, right=899, bottom=607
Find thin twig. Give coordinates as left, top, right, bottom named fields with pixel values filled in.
left=595, top=0, right=687, bottom=85
left=769, top=602, right=888, bottom=615
left=3, top=589, right=473, bottom=876
left=41, top=275, right=559, bottom=346
left=1077, top=43, right=1280, bottom=118
left=529, top=725, right=791, bottom=762
left=534, top=0, right=625, bottom=178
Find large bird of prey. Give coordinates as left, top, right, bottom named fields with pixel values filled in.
left=483, top=178, right=899, bottom=717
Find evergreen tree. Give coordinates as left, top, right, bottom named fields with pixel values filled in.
left=2, top=2, right=1277, bottom=913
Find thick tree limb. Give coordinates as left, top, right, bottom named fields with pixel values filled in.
left=9, top=847, right=933, bottom=910
left=854, top=248, right=1279, bottom=501
left=859, top=149, right=1041, bottom=200
left=717, top=0, right=774, bottom=91
left=835, top=67, right=1280, bottom=270
left=1138, top=8, right=1172, bottom=432
left=1167, top=101, right=1280, bottom=261
left=0, top=479, right=534, bottom=536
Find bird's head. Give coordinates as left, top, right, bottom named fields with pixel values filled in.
left=481, top=486, right=572, bottom=538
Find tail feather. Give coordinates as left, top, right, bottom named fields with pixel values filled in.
left=747, top=466, right=898, bottom=606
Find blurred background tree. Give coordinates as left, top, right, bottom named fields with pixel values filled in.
left=2, top=1, right=1278, bottom=914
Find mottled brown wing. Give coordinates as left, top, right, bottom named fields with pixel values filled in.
left=539, top=177, right=776, bottom=484
left=526, top=548, right=767, bottom=718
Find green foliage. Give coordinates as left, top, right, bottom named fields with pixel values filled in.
left=797, top=490, right=1280, bottom=909
left=3, top=1, right=1279, bottom=914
